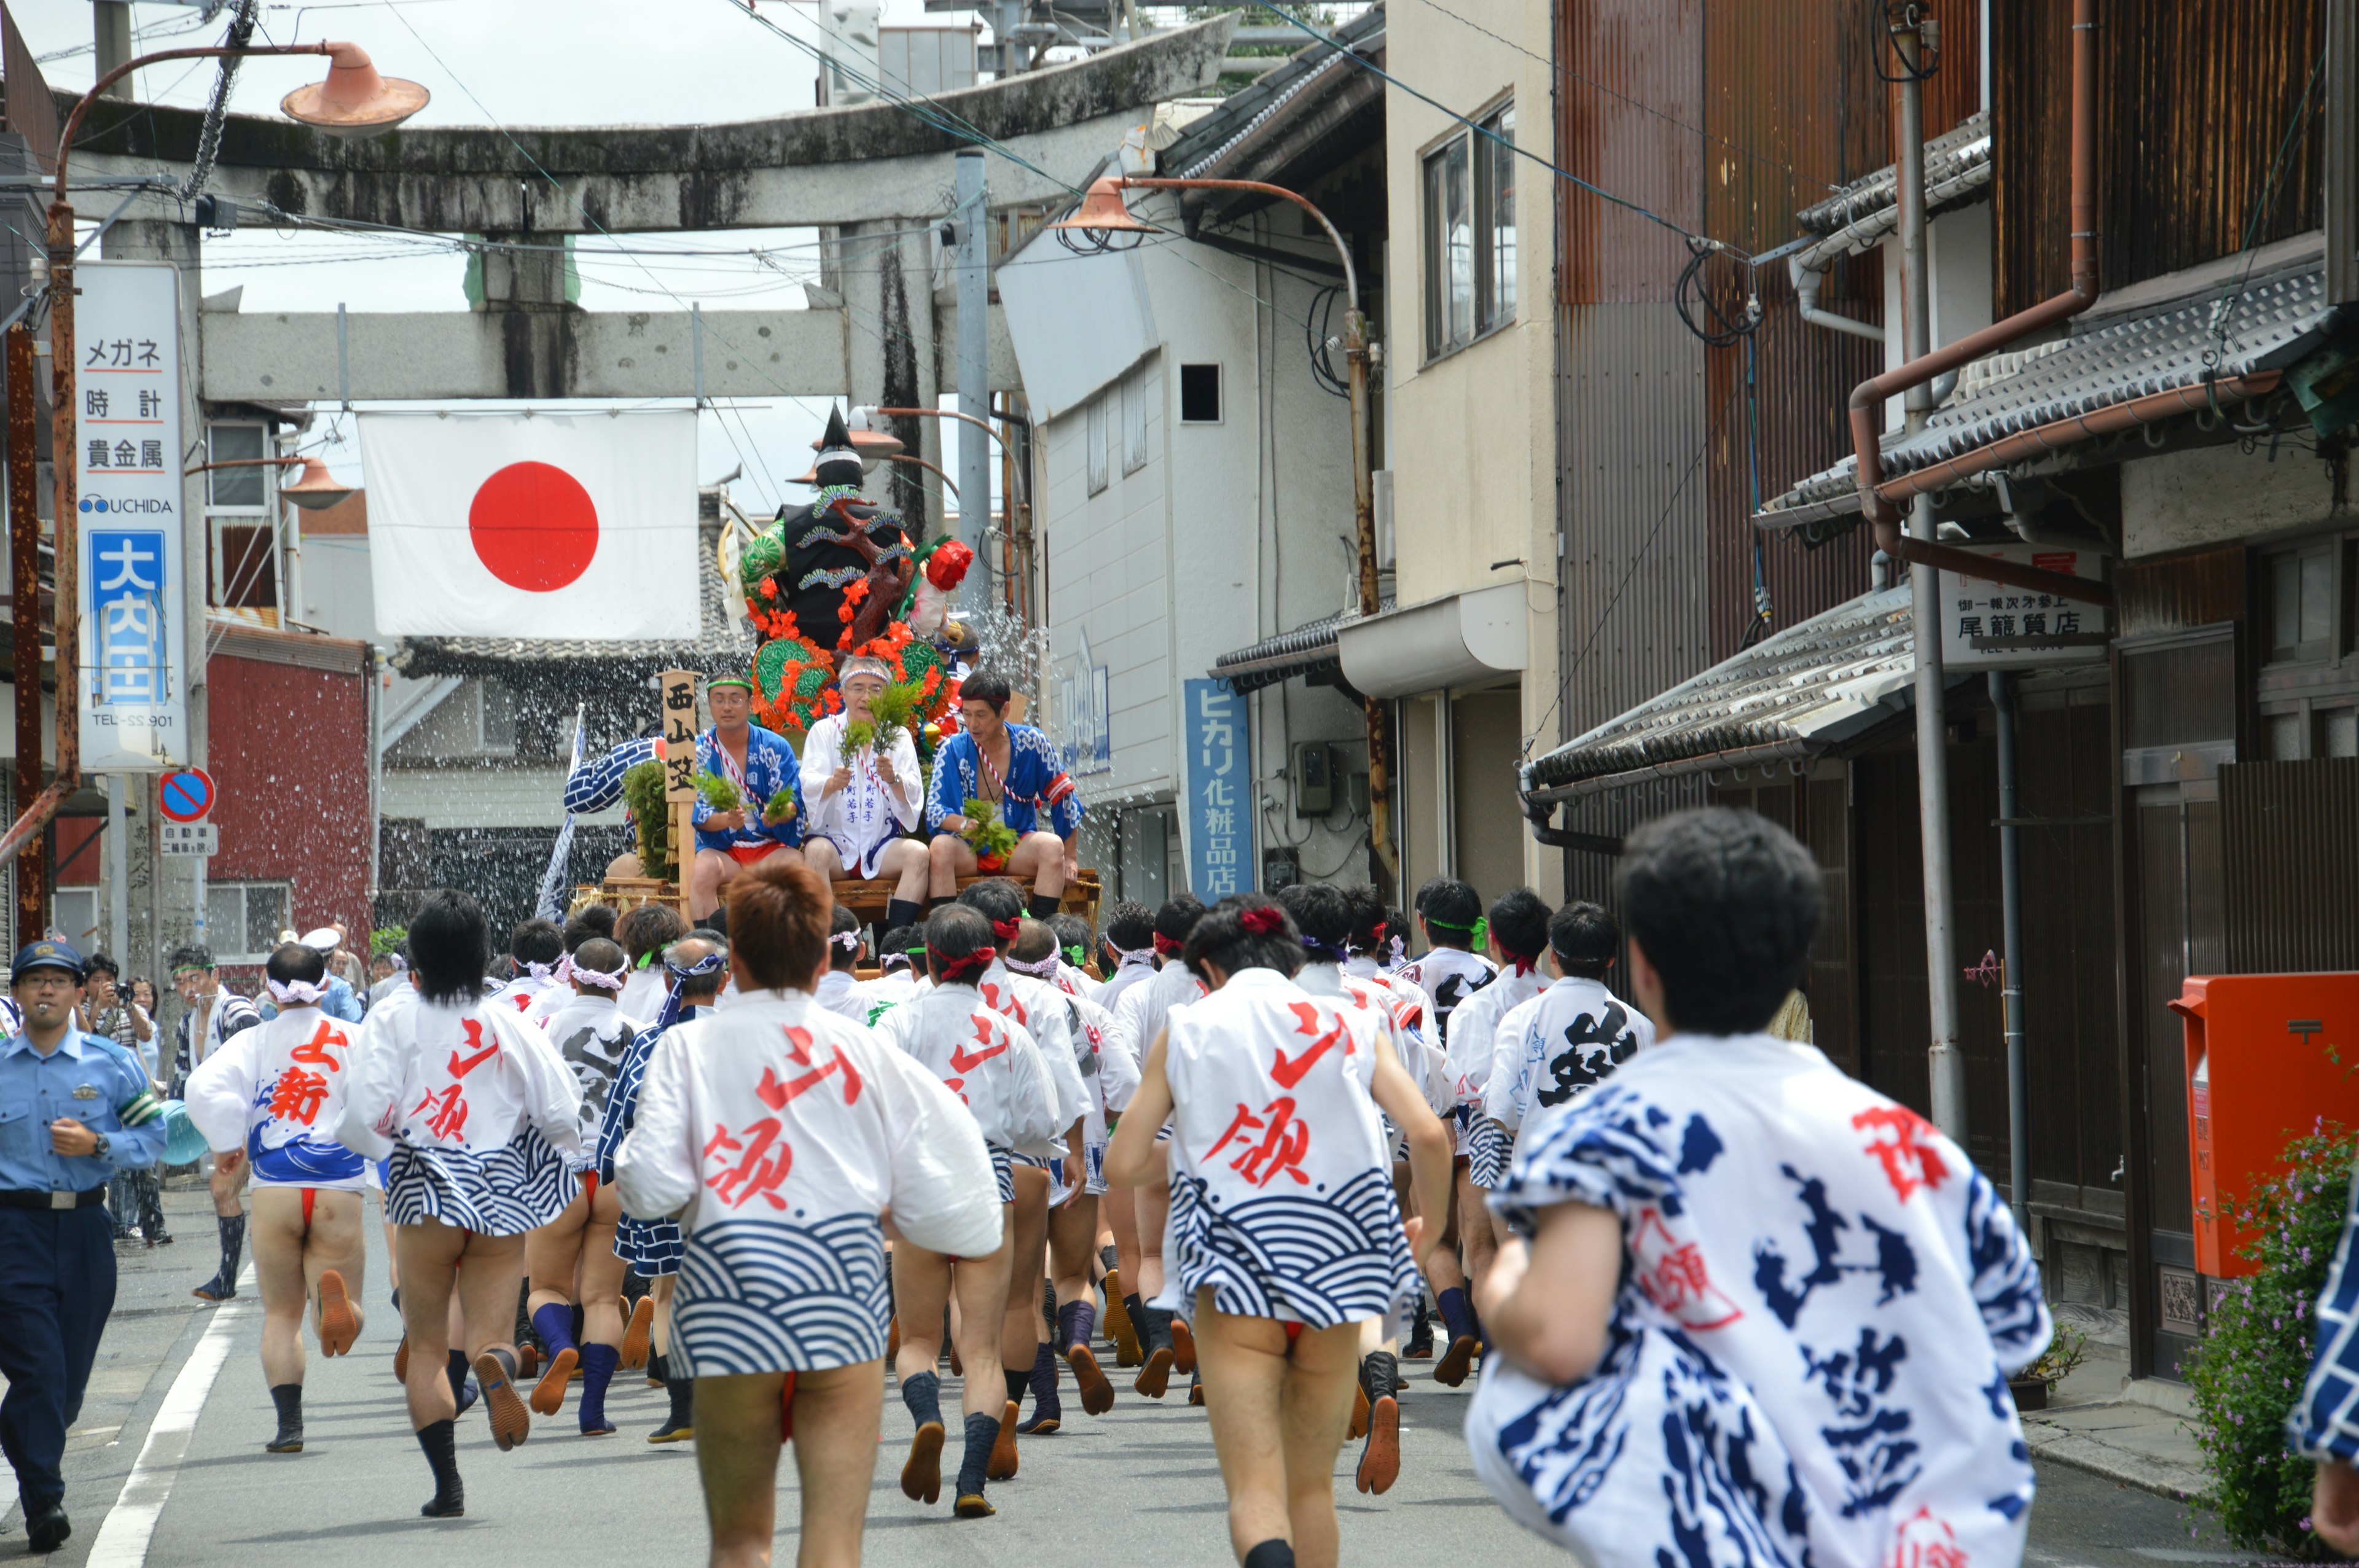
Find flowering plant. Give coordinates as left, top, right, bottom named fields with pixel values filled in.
left=2185, top=1118, right=2353, bottom=1558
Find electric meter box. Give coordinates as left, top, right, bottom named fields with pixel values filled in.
left=2172, top=972, right=2359, bottom=1277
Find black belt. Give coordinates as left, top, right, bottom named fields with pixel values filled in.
left=0, top=1187, right=108, bottom=1211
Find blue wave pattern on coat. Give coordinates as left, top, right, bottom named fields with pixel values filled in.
left=673, top=1213, right=890, bottom=1374
left=1468, top=1034, right=2047, bottom=1568
left=385, top=1127, right=571, bottom=1235
left=600, top=1018, right=684, bottom=1276
left=1165, top=1164, right=1418, bottom=1329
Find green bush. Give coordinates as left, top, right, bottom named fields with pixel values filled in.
left=2185, top=1119, right=2353, bottom=1559
left=370, top=926, right=405, bottom=959
left=620, top=760, right=675, bottom=883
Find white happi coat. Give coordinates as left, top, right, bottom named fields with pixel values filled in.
left=1110, top=958, right=1205, bottom=1063
left=1094, top=953, right=1158, bottom=1013
left=541, top=991, right=643, bottom=1158
left=872, top=982, right=1062, bottom=1153
left=1394, top=946, right=1499, bottom=1047
left=854, top=967, right=917, bottom=1024
left=1156, top=968, right=1416, bottom=1331
left=338, top=994, right=583, bottom=1234
left=799, top=712, right=921, bottom=878
left=614, top=989, right=1002, bottom=1375
left=490, top=969, right=565, bottom=1019
left=184, top=1005, right=369, bottom=1188
left=1442, top=962, right=1549, bottom=1154
left=976, top=961, right=1091, bottom=1136
left=1470, top=1032, right=2049, bottom=1568
left=814, top=968, right=870, bottom=1024
left=1482, top=977, right=1654, bottom=1139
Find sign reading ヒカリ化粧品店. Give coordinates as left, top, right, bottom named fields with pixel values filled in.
left=74, top=261, right=188, bottom=772
left=1181, top=677, right=1254, bottom=900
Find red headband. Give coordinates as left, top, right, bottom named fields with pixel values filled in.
left=990, top=917, right=1022, bottom=943
left=928, top=946, right=995, bottom=984
left=1501, top=948, right=1539, bottom=977
left=1152, top=933, right=1183, bottom=956
left=1240, top=907, right=1283, bottom=935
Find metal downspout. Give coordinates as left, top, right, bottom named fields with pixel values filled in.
left=1992, top=669, right=2030, bottom=1227
left=1847, top=0, right=2103, bottom=607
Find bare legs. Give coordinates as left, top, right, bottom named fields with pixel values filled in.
left=1195, top=1299, right=1361, bottom=1568
left=804, top=835, right=931, bottom=906
left=1000, top=1166, right=1053, bottom=1384
left=394, top=1222, right=526, bottom=1431
left=891, top=1228, right=1014, bottom=1418
left=926, top=829, right=1068, bottom=903
left=250, top=1187, right=366, bottom=1390
left=697, top=1364, right=882, bottom=1568
left=689, top=848, right=741, bottom=922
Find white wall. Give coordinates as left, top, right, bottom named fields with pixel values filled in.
left=1024, top=196, right=1368, bottom=891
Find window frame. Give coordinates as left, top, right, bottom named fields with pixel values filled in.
left=1084, top=392, right=1110, bottom=496
left=1421, top=96, right=1517, bottom=364
left=203, top=420, right=281, bottom=617
left=1120, top=362, right=1150, bottom=475
left=203, top=880, right=292, bottom=965
left=1178, top=362, right=1223, bottom=425
left=2256, top=532, right=2359, bottom=759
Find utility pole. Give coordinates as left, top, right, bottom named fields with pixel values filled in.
left=93, top=2, right=135, bottom=99
left=7, top=326, right=41, bottom=947
left=1894, top=14, right=1967, bottom=1142
left=953, top=149, right=991, bottom=596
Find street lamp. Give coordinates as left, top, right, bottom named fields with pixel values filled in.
left=185, top=453, right=356, bottom=512
left=1050, top=174, right=1398, bottom=897
left=0, top=42, right=424, bottom=867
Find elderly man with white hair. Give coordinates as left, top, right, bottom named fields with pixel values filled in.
left=257, top=928, right=366, bottom=1023
left=799, top=653, right=929, bottom=930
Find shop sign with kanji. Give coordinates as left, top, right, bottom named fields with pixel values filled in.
left=1936, top=544, right=2110, bottom=670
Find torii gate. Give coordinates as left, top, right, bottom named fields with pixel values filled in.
left=55, top=15, right=1230, bottom=566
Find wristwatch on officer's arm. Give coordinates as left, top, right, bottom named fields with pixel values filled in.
left=90, top=1131, right=111, bottom=1164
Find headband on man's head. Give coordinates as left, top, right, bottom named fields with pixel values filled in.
left=1002, top=951, right=1060, bottom=979
left=571, top=957, right=628, bottom=992
left=706, top=676, right=755, bottom=694
left=830, top=930, right=863, bottom=951
left=928, top=945, right=993, bottom=985
left=1151, top=933, right=1183, bottom=958
left=990, top=917, right=1022, bottom=943
left=1299, top=934, right=1352, bottom=964
left=267, top=978, right=327, bottom=1006
left=1110, top=943, right=1156, bottom=969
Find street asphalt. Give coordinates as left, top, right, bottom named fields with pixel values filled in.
left=0, top=1184, right=2271, bottom=1567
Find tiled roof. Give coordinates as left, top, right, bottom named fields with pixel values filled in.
left=1211, top=599, right=1392, bottom=693
left=392, top=517, right=754, bottom=679
left=1159, top=6, right=1385, bottom=182
left=1753, top=251, right=2347, bottom=532
left=1522, top=588, right=1914, bottom=797
left=1793, top=111, right=1981, bottom=236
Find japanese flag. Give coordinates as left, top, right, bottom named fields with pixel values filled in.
left=360, top=411, right=700, bottom=639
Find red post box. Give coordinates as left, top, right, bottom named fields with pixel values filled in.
left=2170, top=973, right=2359, bottom=1277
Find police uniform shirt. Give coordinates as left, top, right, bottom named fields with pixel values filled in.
left=0, top=1024, right=168, bottom=1193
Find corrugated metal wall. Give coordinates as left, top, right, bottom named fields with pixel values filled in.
left=2221, top=759, right=2359, bottom=972
left=1994, top=0, right=2327, bottom=316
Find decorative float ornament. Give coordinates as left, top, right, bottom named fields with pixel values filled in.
left=959, top=797, right=1019, bottom=874
left=736, top=405, right=977, bottom=746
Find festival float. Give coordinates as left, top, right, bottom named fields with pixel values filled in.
left=577, top=408, right=1100, bottom=928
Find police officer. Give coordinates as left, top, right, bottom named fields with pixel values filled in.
left=0, top=938, right=166, bottom=1553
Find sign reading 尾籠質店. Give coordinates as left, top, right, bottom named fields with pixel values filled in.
left=74, top=261, right=187, bottom=771
left=1181, top=677, right=1254, bottom=900
left=1937, top=544, right=2110, bottom=670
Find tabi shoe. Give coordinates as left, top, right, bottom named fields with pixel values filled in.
left=955, top=1493, right=997, bottom=1519
left=315, top=1270, right=359, bottom=1357
left=1133, top=1344, right=1174, bottom=1400
left=619, top=1296, right=654, bottom=1370
left=1169, top=1316, right=1197, bottom=1375
left=393, top=1335, right=410, bottom=1384
left=1348, top=1383, right=1371, bottom=1440
left=1104, top=1282, right=1143, bottom=1367
left=901, top=1420, right=946, bottom=1505
left=985, top=1399, right=1021, bottom=1481
left=530, top=1346, right=579, bottom=1417
left=517, top=1342, right=540, bottom=1381
left=1066, top=1341, right=1116, bottom=1416
left=1187, top=1375, right=1205, bottom=1407
left=1433, top=1334, right=1481, bottom=1388
left=1355, top=1392, right=1401, bottom=1495
left=472, top=1352, right=532, bottom=1451
left=947, top=1339, right=963, bottom=1378
left=191, top=1273, right=236, bottom=1303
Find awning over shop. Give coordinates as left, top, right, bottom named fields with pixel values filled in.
left=1211, top=601, right=1391, bottom=693
left=1336, top=582, right=1525, bottom=698
left=1753, top=241, right=2347, bottom=538
left=1521, top=587, right=1914, bottom=811
left=1792, top=109, right=1990, bottom=272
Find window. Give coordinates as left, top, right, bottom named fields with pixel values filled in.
left=205, top=421, right=278, bottom=614
left=477, top=677, right=517, bottom=752
left=204, top=881, right=289, bottom=964
left=1084, top=393, right=1109, bottom=495
left=2258, top=534, right=2359, bottom=758
left=1180, top=362, right=1221, bottom=423
left=1121, top=363, right=1149, bottom=474
left=1423, top=100, right=1516, bottom=359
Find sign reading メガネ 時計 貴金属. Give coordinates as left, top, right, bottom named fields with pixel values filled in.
left=74, top=262, right=188, bottom=771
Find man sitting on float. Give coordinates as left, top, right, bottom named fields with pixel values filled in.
left=799, top=653, right=929, bottom=930
left=687, top=676, right=805, bottom=922
left=923, top=667, right=1081, bottom=920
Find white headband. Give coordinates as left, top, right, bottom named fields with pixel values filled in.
left=1111, top=944, right=1156, bottom=970
left=831, top=930, right=863, bottom=951
left=570, top=960, right=627, bottom=992
left=267, top=978, right=327, bottom=1005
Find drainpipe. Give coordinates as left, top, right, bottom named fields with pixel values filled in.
left=1893, top=15, right=1968, bottom=1147
left=1850, top=0, right=2102, bottom=608
left=1789, top=254, right=1883, bottom=341
left=1992, top=669, right=2029, bottom=1227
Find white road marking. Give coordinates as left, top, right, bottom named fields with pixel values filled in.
left=85, top=1267, right=254, bottom=1568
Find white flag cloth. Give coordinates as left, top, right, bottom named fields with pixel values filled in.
left=360, top=410, right=699, bottom=639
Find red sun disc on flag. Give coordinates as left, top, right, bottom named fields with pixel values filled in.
left=469, top=461, right=599, bottom=591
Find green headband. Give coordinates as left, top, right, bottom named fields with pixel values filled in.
left=707, top=676, right=755, bottom=693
